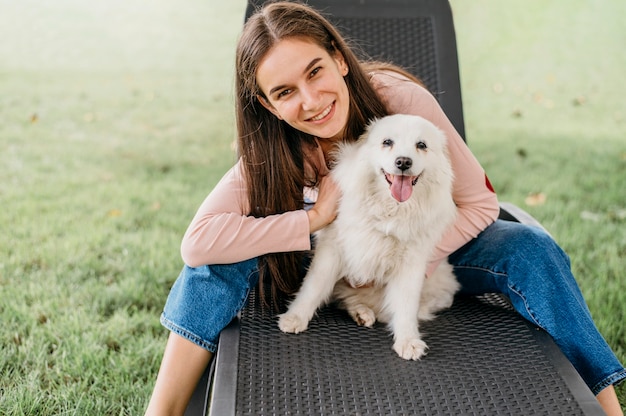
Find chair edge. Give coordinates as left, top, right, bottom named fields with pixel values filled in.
left=527, top=322, right=606, bottom=415
left=206, top=318, right=240, bottom=416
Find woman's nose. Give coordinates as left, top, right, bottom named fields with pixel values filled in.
left=300, top=85, right=319, bottom=111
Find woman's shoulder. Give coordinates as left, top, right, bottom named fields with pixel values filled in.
left=368, top=69, right=436, bottom=116
left=368, top=69, right=426, bottom=91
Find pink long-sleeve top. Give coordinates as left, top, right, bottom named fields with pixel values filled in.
left=181, top=71, right=500, bottom=274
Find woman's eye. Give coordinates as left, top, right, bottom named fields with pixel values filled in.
left=309, top=67, right=321, bottom=78
left=277, top=89, right=292, bottom=99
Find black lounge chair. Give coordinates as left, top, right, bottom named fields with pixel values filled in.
left=184, top=1, right=605, bottom=414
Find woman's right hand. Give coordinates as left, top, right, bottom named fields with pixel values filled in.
left=307, top=175, right=341, bottom=233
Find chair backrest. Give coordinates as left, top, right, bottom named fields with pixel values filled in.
left=244, top=0, right=466, bottom=140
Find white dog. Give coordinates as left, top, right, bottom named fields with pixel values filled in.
left=278, top=114, right=459, bottom=360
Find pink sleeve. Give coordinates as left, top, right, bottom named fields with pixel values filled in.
left=373, top=73, right=500, bottom=275
left=180, top=161, right=311, bottom=267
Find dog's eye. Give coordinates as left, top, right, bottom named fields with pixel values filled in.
left=382, top=138, right=394, bottom=147
left=416, top=141, right=427, bottom=150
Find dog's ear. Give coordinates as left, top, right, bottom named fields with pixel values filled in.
left=359, top=117, right=379, bottom=142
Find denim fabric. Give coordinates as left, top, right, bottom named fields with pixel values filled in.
left=161, top=258, right=259, bottom=353
left=448, top=220, right=626, bottom=394
left=160, top=220, right=625, bottom=393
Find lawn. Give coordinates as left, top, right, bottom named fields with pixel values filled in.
left=1, top=0, right=624, bottom=414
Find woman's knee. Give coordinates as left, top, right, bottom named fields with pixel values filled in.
left=162, top=259, right=260, bottom=349
left=466, top=221, right=572, bottom=288
left=489, top=221, right=568, bottom=264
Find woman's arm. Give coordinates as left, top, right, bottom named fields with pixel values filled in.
left=372, top=72, right=500, bottom=273
left=180, top=161, right=311, bottom=267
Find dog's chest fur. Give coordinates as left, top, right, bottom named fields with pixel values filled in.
left=320, top=184, right=452, bottom=286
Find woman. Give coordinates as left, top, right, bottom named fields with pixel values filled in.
left=145, top=2, right=625, bottom=415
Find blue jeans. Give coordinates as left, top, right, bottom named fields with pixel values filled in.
left=160, top=220, right=625, bottom=394
left=161, top=259, right=259, bottom=352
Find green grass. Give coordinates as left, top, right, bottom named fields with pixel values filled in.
left=1, top=1, right=245, bottom=414
left=1, top=0, right=624, bottom=413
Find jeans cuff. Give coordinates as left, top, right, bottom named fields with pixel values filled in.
left=160, top=313, right=218, bottom=353
left=591, top=368, right=626, bottom=395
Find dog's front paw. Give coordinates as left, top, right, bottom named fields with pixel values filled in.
left=348, top=305, right=376, bottom=327
left=393, top=338, right=428, bottom=360
left=278, top=313, right=309, bottom=334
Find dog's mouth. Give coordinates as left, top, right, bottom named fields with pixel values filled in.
left=383, top=169, right=420, bottom=202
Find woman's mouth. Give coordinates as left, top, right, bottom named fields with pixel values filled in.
left=308, top=103, right=334, bottom=122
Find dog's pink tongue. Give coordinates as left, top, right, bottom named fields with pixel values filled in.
left=390, top=175, right=414, bottom=202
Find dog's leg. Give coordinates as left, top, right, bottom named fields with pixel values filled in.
left=384, top=261, right=428, bottom=360
left=333, top=280, right=377, bottom=327
left=418, top=260, right=460, bottom=321
left=278, top=243, right=342, bottom=334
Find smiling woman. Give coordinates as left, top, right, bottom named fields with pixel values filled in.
left=145, top=2, right=624, bottom=416
left=255, top=38, right=351, bottom=141
left=1, top=0, right=622, bottom=414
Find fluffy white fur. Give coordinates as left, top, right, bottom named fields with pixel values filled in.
left=278, top=114, right=459, bottom=360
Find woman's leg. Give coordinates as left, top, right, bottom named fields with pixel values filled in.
left=145, top=333, right=213, bottom=416
left=146, top=259, right=259, bottom=416
left=597, top=385, right=624, bottom=416
left=448, top=220, right=625, bottom=411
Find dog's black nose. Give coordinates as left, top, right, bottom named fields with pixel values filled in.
left=395, top=157, right=412, bottom=171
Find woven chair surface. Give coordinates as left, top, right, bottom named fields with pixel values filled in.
left=207, top=290, right=600, bottom=415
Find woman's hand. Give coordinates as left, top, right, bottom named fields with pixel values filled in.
left=307, top=175, right=341, bottom=233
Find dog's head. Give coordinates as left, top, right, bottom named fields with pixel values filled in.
left=359, top=114, right=450, bottom=203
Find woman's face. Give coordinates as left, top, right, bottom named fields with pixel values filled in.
left=256, top=37, right=350, bottom=141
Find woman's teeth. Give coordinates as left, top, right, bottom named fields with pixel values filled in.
left=309, top=104, right=332, bottom=121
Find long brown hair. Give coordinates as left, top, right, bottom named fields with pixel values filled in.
left=235, top=1, right=409, bottom=306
